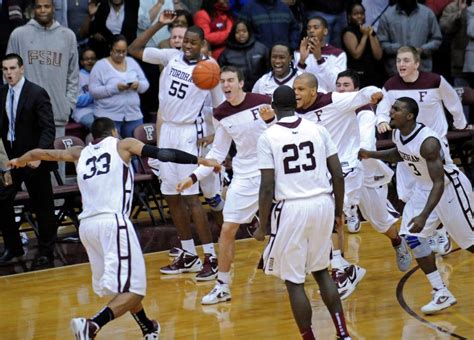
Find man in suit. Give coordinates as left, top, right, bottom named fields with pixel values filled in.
left=0, top=53, right=56, bottom=267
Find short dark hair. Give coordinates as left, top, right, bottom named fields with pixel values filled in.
left=221, top=65, right=245, bottom=82
left=80, top=47, right=96, bottom=60
left=186, top=26, right=205, bottom=41
left=2, top=53, right=23, bottom=67
left=308, top=15, right=328, bottom=28
left=34, top=0, right=54, bottom=6
left=337, top=69, right=360, bottom=89
left=110, top=34, right=128, bottom=50
left=397, top=97, right=419, bottom=119
left=91, top=117, right=116, bottom=139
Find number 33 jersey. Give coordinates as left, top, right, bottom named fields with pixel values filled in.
left=258, top=116, right=338, bottom=201
left=77, top=137, right=134, bottom=219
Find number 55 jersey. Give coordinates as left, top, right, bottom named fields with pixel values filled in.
left=77, top=137, right=134, bottom=219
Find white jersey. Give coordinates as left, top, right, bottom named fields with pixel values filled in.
left=393, top=124, right=458, bottom=190
left=294, top=44, right=347, bottom=93
left=357, top=105, right=394, bottom=187
left=143, top=48, right=221, bottom=123
left=77, top=137, right=134, bottom=219
left=376, top=72, right=466, bottom=137
left=252, top=68, right=302, bottom=96
left=295, top=86, right=380, bottom=169
left=193, top=93, right=272, bottom=180
left=258, top=116, right=337, bottom=201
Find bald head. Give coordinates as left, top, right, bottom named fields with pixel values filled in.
left=295, top=73, right=318, bottom=90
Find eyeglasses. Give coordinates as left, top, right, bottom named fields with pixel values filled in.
left=111, top=49, right=127, bottom=56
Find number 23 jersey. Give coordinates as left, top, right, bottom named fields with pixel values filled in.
left=77, top=137, right=134, bottom=219
left=258, top=117, right=337, bottom=201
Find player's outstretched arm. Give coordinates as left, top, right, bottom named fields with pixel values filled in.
left=358, top=147, right=402, bottom=163
left=408, top=138, right=445, bottom=234
left=7, top=147, right=83, bottom=169
left=128, top=10, right=177, bottom=59
left=255, top=168, right=274, bottom=241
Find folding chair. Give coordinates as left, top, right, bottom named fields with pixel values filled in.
left=131, top=124, right=166, bottom=224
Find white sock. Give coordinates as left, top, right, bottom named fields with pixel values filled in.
left=427, top=270, right=445, bottom=291
left=341, top=256, right=351, bottom=269
left=181, top=239, right=196, bottom=255
left=202, top=243, right=216, bottom=256
left=331, top=250, right=344, bottom=270
left=217, top=271, right=230, bottom=285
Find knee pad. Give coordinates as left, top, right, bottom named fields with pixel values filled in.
left=404, top=235, right=432, bottom=258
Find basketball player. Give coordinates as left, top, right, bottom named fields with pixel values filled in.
left=176, top=66, right=274, bottom=305
left=295, top=16, right=347, bottom=93
left=293, top=72, right=382, bottom=299
left=360, top=98, right=474, bottom=314
left=6, top=117, right=220, bottom=339
left=376, top=46, right=468, bottom=255
left=254, top=85, right=351, bottom=340
left=336, top=70, right=412, bottom=272
left=128, top=11, right=225, bottom=280
left=252, top=43, right=302, bottom=96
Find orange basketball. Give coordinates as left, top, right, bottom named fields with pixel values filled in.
left=192, top=60, right=221, bottom=90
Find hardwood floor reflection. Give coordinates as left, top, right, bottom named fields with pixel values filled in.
left=0, top=222, right=473, bottom=339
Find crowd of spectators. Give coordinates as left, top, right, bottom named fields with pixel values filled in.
left=1, top=0, right=473, bottom=129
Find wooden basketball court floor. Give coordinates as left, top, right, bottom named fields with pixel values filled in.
left=0, top=222, right=473, bottom=339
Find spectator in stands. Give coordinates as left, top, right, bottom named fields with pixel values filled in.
left=302, top=0, right=346, bottom=48
left=464, top=1, right=474, bottom=81
left=7, top=0, right=79, bottom=181
left=341, top=3, right=385, bottom=87
left=158, top=25, right=187, bottom=48
left=72, top=48, right=97, bottom=130
left=295, top=16, right=347, bottom=93
left=238, top=0, right=300, bottom=51
left=218, top=20, right=268, bottom=91
left=377, top=0, right=442, bottom=76
left=89, top=35, right=149, bottom=138
left=194, top=0, right=234, bottom=59
left=138, top=0, right=175, bottom=48
left=88, top=0, right=139, bottom=58
left=361, top=0, right=390, bottom=32
left=0, top=53, right=56, bottom=267
left=53, top=0, right=89, bottom=44
left=440, top=0, right=472, bottom=121
left=0, top=0, right=27, bottom=61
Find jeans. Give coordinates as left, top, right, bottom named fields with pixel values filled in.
left=114, top=118, right=144, bottom=138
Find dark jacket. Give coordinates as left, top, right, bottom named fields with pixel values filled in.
left=238, top=0, right=301, bottom=50
left=218, top=36, right=269, bottom=91
left=0, top=79, right=56, bottom=170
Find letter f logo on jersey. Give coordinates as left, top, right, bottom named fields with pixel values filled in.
left=419, top=91, right=428, bottom=102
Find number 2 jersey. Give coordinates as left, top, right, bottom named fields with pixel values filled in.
left=77, top=137, right=134, bottom=219
left=258, top=116, right=337, bottom=201
left=393, top=123, right=457, bottom=191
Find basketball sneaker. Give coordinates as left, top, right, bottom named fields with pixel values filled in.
left=201, top=282, right=232, bottom=305
left=195, top=254, right=218, bottom=281
left=246, top=215, right=260, bottom=237
left=346, top=206, right=360, bottom=233
left=143, top=320, right=160, bottom=340
left=332, top=265, right=366, bottom=300
left=70, top=318, right=99, bottom=340
left=394, top=238, right=413, bottom=272
left=205, top=194, right=225, bottom=212
left=421, top=287, right=457, bottom=314
left=160, top=250, right=202, bottom=274
left=168, top=247, right=182, bottom=258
